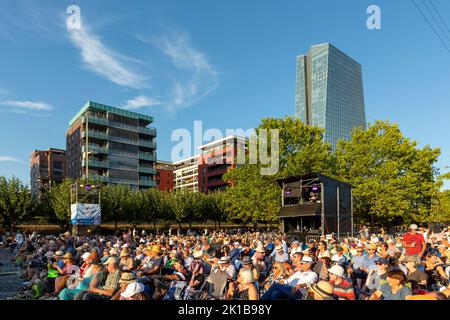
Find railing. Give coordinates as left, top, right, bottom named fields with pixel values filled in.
left=82, top=159, right=109, bottom=168
left=90, top=175, right=109, bottom=182
left=109, top=164, right=139, bottom=172
left=109, top=177, right=139, bottom=185
left=139, top=167, right=156, bottom=174
left=82, top=144, right=109, bottom=154
left=139, top=140, right=157, bottom=149
left=81, top=130, right=108, bottom=140
left=138, top=152, right=156, bottom=161
left=139, top=179, right=156, bottom=187
left=108, top=135, right=139, bottom=145
left=138, top=127, right=157, bottom=136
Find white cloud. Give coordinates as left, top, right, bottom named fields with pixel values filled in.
left=0, top=156, right=25, bottom=164
left=1, top=100, right=53, bottom=111
left=123, top=95, right=161, bottom=110
left=139, top=29, right=218, bottom=111
left=67, top=19, right=146, bottom=89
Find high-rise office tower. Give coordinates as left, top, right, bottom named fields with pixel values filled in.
left=296, top=43, right=366, bottom=149
left=66, top=101, right=157, bottom=190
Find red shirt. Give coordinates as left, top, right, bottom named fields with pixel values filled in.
left=403, top=232, right=425, bottom=255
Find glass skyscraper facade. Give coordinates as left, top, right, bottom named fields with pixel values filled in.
left=296, top=43, right=366, bottom=149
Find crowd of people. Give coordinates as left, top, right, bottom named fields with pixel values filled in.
left=1, top=223, right=449, bottom=301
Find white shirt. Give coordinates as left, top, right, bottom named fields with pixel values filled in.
left=286, top=270, right=318, bottom=287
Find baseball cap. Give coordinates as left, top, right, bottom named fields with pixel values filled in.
left=103, top=257, right=117, bottom=265
left=301, top=256, right=314, bottom=263
left=409, top=224, right=418, bottom=230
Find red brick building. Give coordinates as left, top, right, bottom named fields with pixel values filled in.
left=198, top=135, right=247, bottom=193
left=156, top=160, right=175, bottom=191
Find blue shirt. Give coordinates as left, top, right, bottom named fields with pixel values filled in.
left=351, top=255, right=369, bottom=270
left=379, top=283, right=411, bottom=300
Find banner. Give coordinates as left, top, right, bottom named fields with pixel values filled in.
left=71, top=203, right=101, bottom=225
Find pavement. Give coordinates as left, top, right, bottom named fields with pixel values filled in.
left=0, top=247, right=22, bottom=299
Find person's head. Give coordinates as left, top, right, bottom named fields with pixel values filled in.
left=241, top=256, right=253, bottom=269
left=104, top=257, right=118, bottom=273
left=291, top=241, right=299, bottom=249
left=327, top=265, right=345, bottom=282
left=120, top=282, right=145, bottom=300
left=237, top=268, right=254, bottom=285
left=367, top=244, right=377, bottom=255
left=318, top=241, right=327, bottom=250
left=387, top=269, right=406, bottom=287
left=309, top=281, right=335, bottom=300
left=293, top=252, right=304, bottom=266
left=404, top=256, right=418, bottom=271
left=308, top=239, right=315, bottom=248
left=376, top=258, right=390, bottom=272
left=119, top=272, right=136, bottom=289
left=62, top=253, right=74, bottom=265
left=409, top=224, right=419, bottom=234
left=272, top=262, right=286, bottom=276
left=426, top=252, right=438, bottom=264
left=300, top=256, right=314, bottom=271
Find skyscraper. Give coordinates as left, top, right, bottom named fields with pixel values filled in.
left=66, top=101, right=157, bottom=190
left=296, top=43, right=366, bottom=149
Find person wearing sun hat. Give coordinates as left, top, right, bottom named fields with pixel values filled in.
left=120, top=282, right=146, bottom=300
left=119, top=249, right=134, bottom=271
left=53, top=252, right=80, bottom=295
left=308, top=280, right=336, bottom=300
left=110, top=272, right=137, bottom=300
left=261, top=256, right=318, bottom=300
left=82, top=256, right=121, bottom=300
left=327, top=264, right=355, bottom=300
left=138, top=245, right=163, bottom=276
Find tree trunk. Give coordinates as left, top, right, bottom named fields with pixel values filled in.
left=114, top=218, right=118, bottom=232
left=153, top=219, right=156, bottom=233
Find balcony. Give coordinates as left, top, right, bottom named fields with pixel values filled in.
left=139, top=166, right=156, bottom=174
left=139, top=179, right=156, bottom=187
left=91, top=175, right=109, bottom=183
left=81, top=130, right=108, bottom=140
left=138, top=127, right=157, bottom=136
left=108, top=177, right=139, bottom=185
left=139, top=139, right=157, bottom=149
left=109, top=135, right=139, bottom=145
left=82, top=144, right=109, bottom=154
left=138, top=152, right=156, bottom=161
left=83, top=115, right=108, bottom=126
left=82, top=159, right=109, bottom=168
left=109, top=164, right=139, bottom=172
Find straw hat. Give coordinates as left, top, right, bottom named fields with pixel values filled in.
left=119, top=272, right=136, bottom=284
left=120, top=249, right=130, bottom=258
left=310, top=281, right=334, bottom=299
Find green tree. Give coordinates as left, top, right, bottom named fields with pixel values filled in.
left=100, top=184, right=132, bottom=231
left=223, top=116, right=333, bottom=227
left=48, top=178, right=73, bottom=227
left=0, top=176, right=31, bottom=228
left=223, top=164, right=280, bottom=228
left=335, top=120, right=441, bottom=227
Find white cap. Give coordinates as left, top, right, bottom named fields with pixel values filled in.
left=120, top=282, right=144, bottom=299
left=81, top=252, right=91, bottom=260
left=410, top=224, right=418, bottom=230
left=301, top=256, right=314, bottom=263
left=328, top=265, right=345, bottom=277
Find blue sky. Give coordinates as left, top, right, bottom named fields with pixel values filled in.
left=0, top=0, right=449, bottom=189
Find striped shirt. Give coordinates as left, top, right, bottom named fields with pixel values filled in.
left=331, top=279, right=355, bottom=300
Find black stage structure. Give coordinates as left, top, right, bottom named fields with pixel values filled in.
left=277, top=173, right=353, bottom=241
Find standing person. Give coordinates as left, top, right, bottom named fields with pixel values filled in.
left=402, top=224, right=426, bottom=263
